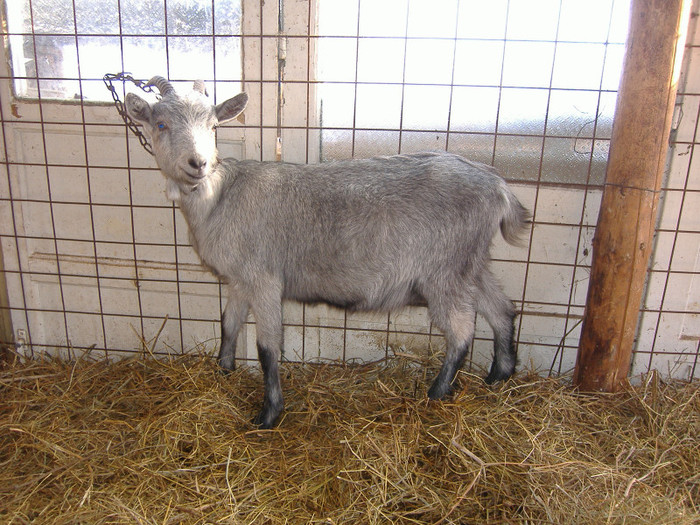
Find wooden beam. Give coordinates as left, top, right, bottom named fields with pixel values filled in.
left=574, top=0, right=691, bottom=391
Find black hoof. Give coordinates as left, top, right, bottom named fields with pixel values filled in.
left=252, top=405, right=282, bottom=429
left=217, top=358, right=235, bottom=372
left=427, top=380, right=452, bottom=401
left=484, top=367, right=513, bottom=385
left=252, top=413, right=276, bottom=429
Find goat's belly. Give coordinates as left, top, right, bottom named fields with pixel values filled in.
left=284, top=275, right=426, bottom=312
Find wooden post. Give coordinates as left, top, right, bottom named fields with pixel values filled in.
left=574, top=0, right=690, bottom=391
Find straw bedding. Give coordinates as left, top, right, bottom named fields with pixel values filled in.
left=1, top=351, right=698, bottom=524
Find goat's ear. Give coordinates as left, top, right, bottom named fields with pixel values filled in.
left=193, top=80, right=208, bottom=96
left=125, top=93, right=152, bottom=127
left=215, top=93, right=248, bottom=124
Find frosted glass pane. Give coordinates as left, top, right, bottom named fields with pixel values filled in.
left=318, top=38, right=358, bottom=83
left=594, top=92, right=618, bottom=139
left=120, top=0, right=165, bottom=35
left=319, top=83, right=356, bottom=128
left=353, top=130, right=400, bottom=157
left=401, top=131, right=447, bottom=153
left=167, top=0, right=213, bottom=35
left=590, top=140, right=610, bottom=184
left=404, top=39, right=455, bottom=86
left=7, top=0, right=240, bottom=100
left=545, top=90, right=600, bottom=138
left=34, top=35, right=78, bottom=78
left=558, top=0, right=615, bottom=42
left=34, top=36, right=81, bottom=99
left=318, top=1, right=359, bottom=37
left=601, top=44, right=626, bottom=91
left=314, top=0, right=625, bottom=190
left=214, top=0, right=242, bottom=35
left=358, top=0, right=409, bottom=37
left=122, top=37, right=168, bottom=80
left=76, top=0, right=120, bottom=34
left=541, top=137, right=593, bottom=183
left=506, top=0, right=560, bottom=41
left=28, top=0, right=76, bottom=34
left=457, top=0, right=507, bottom=39
left=552, top=43, right=607, bottom=90
left=446, top=133, right=495, bottom=166
left=608, top=0, right=632, bottom=43
left=502, top=41, right=556, bottom=88
left=449, top=87, right=500, bottom=133
left=78, top=37, right=123, bottom=100
left=356, top=39, right=405, bottom=83
left=497, top=88, right=549, bottom=135
left=78, top=37, right=122, bottom=81
left=168, top=37, right=214, bottom=80
left=406, top=0, right=459, bottom=38
left=214, top=37, right=243, bottom=82
left=354, top=84, right=403, bottom=129
left=401, top=86, right=451, bottom=130
left=453, top=41, right=505, bottom=87
left=494, top=135, right=543, bottom=181
left=321, top=129, right=354, bottom=160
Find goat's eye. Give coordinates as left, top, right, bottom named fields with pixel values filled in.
left=156, top=122, right=167, bottom=131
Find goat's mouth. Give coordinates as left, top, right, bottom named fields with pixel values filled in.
left=182, top=167, right=208, bottom=181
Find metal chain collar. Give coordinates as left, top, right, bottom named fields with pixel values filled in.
left=103, top=72, right=156, bottom=156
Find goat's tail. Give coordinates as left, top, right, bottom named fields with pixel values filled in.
left=499, top=185, right=531, bottom=246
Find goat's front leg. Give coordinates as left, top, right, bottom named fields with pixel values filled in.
left=251, top=293, right=284, bottom=429
left=218, top=294, right=250, bottom=371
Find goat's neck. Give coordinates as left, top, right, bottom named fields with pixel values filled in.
left=176, top=168, right=225, bottom=229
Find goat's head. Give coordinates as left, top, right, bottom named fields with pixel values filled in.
left=125, top=76, right=248, bottom=196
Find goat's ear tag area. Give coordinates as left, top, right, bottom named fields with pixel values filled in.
left=125, top=93, right=152, bottom=126
left=215, top=92, right=248, bottom=124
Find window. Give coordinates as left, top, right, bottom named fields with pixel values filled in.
left=315, top=0, right=630, bottom=184
left=6, top=0, right=242, bottom=102
left=6, top=0, right=630, bottom=184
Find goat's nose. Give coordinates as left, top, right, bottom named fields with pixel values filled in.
left=188, top=156, right=207, bottom=170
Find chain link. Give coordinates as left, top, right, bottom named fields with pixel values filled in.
left=103, top=72, right=156, bottom=156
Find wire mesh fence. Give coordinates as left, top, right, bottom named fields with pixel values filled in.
left=0, top=0, right=697, bottom=380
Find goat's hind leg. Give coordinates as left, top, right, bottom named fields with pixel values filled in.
left=484, top=318, right=515, bottom=384
left=427, top=302, right=476, bottom=400
left=476, top=270, right=517, bottom=384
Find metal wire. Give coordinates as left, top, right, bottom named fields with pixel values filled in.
left=0, top=0, right=697, bottom=380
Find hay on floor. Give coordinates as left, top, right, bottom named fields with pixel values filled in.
left=0, top=352, right=698, bottom=524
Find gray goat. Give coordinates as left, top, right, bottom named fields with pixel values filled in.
left=124, top=76, right=530, bottom=428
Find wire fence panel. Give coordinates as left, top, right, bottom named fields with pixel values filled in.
left=0, top=0, right=697, bottom=380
